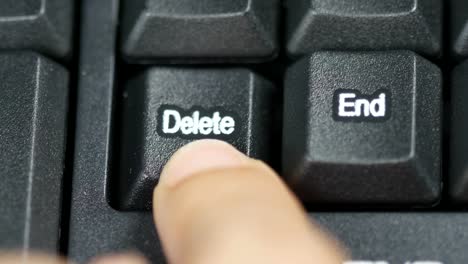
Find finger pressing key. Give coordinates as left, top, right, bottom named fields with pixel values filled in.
left=154, top=139, right=348, bottom=264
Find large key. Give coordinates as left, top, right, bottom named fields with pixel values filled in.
left=120, top=0, right=279, bottom=62
left=0, top=0, right=74, bottom=58
left=451, top=0, right=468, bottom=59
left=450, top=59, right=468, bottom=201
left=283, top=51, right=442, bottom=205
left=0, top=52, right=68, bottom=252
left=286, top=0, right=442, bottom=57
left=118, top=68, right=274, bottom=210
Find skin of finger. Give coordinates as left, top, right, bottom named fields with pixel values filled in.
left=154, top=160, right=347, bottom=264
left=89, top=253, right=149, bottom=264
left=0, top=252, right=67, bottom=264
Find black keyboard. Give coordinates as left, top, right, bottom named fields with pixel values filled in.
left=1, top=0, right=468, bottom=263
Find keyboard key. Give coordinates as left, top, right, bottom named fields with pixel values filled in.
left=450, top=60, right=468, bottom=201
left=118, top=68, right=274, bottom=210
left=316, top=212, right=468, bottom=263
left=0, top=0, right=74, bottom=58
left=451, top=0, right=468, bottom=58
left=283, top=51, right=442, bottom=205
left=286, top=0, right=442, bottom=57
left=0, top=52, right=68, bottom=251
left=120, top=0, right=279, bottom=62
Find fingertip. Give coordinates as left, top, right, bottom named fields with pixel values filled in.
left=152, top=140, right=347, bottom=264
left=0, top=252, right=67, bottom=264
left=89, top=253, right=148, bottom=264
left=158, top=139, right=249, bottom=187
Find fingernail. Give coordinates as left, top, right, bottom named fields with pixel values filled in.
left=160, top=139, right=248, bottom=186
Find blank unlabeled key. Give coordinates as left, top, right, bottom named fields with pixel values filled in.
left=286, top=0, right=442, bottom=57
left=0, top=53, right=68, bottom=252
left=120, top=0, right=279, bottom=62
left=450, top=60, right=468, bottom=202
left=0, top=0, right=74, bottom=58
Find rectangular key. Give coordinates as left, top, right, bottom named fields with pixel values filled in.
left=451, top=0, right=468, bottom=59
left=118, top=68, right=274, bottom=210
left=450, top=59, right=468, bottom=201
left=0, top=0, right=74, bottom=58
left=0, top=52, right=68, bottom=251
left=120, top=0, right=279, bottom=62
left=316, top=213, right=465, bottom=263
left=286, top=0, right=442, bottom=57
left=283, top=51, right=442, bottom=205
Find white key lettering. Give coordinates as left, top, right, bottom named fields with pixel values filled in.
left=334, top=89, right=390, bottom=122
left=159, top=106, right=238, bottom=138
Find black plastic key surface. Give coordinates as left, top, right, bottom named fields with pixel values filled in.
left=451, top=0, right=468, bottom=59
left=286, top=0, right=442, bottom=57
left=118, top=68, right=274, bottom=210
left=0, top=0, right=74, bottom=58
left=283, top=51, right=442, bottom=206
left=316, top=213, right=468, bottom=263
left=450, top=60, right=468, bottom=201
left=0, top=52, right=68, bottom=252
left=120, top=0, right=279, bottom=62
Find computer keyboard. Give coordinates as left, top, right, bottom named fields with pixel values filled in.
left=1, top=0, right=468, bottom=263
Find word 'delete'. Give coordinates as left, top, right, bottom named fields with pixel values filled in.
left=159, top=107, right=236, bottom=137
